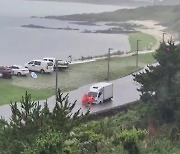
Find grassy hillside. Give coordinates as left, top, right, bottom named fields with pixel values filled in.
left=128, top=32, right=157, bottom=51
left=84, top=102, right=180, bottom=153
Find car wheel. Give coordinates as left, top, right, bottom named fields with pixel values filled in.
left=17, top=72, right=21, bottom=76
left=40, top=69, right=45, bottom=74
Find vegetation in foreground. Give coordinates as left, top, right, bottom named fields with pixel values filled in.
left=0, top=41, right=180, bottom=153
left=0, top=92, right=179, bottom=153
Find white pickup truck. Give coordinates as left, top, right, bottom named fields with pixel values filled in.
left=43, top=57, right=69, bottom=70
left=82, top=82, right=113, bottom=105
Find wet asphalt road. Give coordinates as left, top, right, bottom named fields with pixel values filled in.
left=69, top=74, right=140, bottom=114
left=0, top=74, right=140, bottom=121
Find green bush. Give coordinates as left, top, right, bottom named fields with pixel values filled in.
left=112, top=127, right=148, bottom=154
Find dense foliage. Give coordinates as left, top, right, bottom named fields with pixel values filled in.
left=134, top=41, right=180, bottom=124
left=1, top=42, right=180, bottom=153
left=0, top=90, right=179, bottom=153
left=131, top=41, right=180, bottom=153
left=0, top=90, right=147, bottom=154
left=0, top=90, right=90, bottom=153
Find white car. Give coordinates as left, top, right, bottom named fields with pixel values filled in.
left=43, top=57, right=69, bottom=69
left=9, top=65, right=29, bottom=76
left=25, top=60, right=54, bottom=73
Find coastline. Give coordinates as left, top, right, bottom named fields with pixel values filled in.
left=128, top=20, right=177, bottom=49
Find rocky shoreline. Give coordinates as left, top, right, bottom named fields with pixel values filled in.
left=21, top=24, right=79, bottom=31
left=23, top=20, right=141, bottom=34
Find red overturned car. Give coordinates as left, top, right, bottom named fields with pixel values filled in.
left=82, top=93, right=95, bottom=105
left=82, top=82, right=113, bottom=105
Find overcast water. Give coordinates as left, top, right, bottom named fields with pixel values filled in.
left=0, top=0, right=131, bottom=65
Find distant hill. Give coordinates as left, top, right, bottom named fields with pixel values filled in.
left=34, top=0, right=180, bottom=6
left=35, top=0, right=151, bottom=6
left=44, top=5, right=180, bottom=38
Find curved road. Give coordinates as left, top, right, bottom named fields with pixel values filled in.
left=0, top=73, right=140, bottom=121
left=69, top=74, right=140, bottom=114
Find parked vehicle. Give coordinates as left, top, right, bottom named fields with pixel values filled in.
left=24, top=60, right=54, bottom=73
left=43, top=57, right=69, bottom=69
left=82, top=82, right=113, bottom=105
left=9, top=65, right=29, bottom=76
left=0, top=66, right=12, bottom=79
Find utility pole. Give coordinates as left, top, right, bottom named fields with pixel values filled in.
left=55, top=60, right=58, bottom=101
left=136, top=40, right=141, bottom=68
left=162, top=32, right=166, bottom=42
left=107, top=48, right=113, bottom=81
left=170, top=35, right=173, bottom=42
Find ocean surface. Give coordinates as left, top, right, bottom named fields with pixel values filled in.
left=0, top=0, right=131, bottom=65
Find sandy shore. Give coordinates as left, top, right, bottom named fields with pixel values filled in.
left=128, top=20, right=177, bottom=49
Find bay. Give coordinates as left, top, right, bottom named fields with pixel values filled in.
left=0, top=0, right=131, bottom=65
